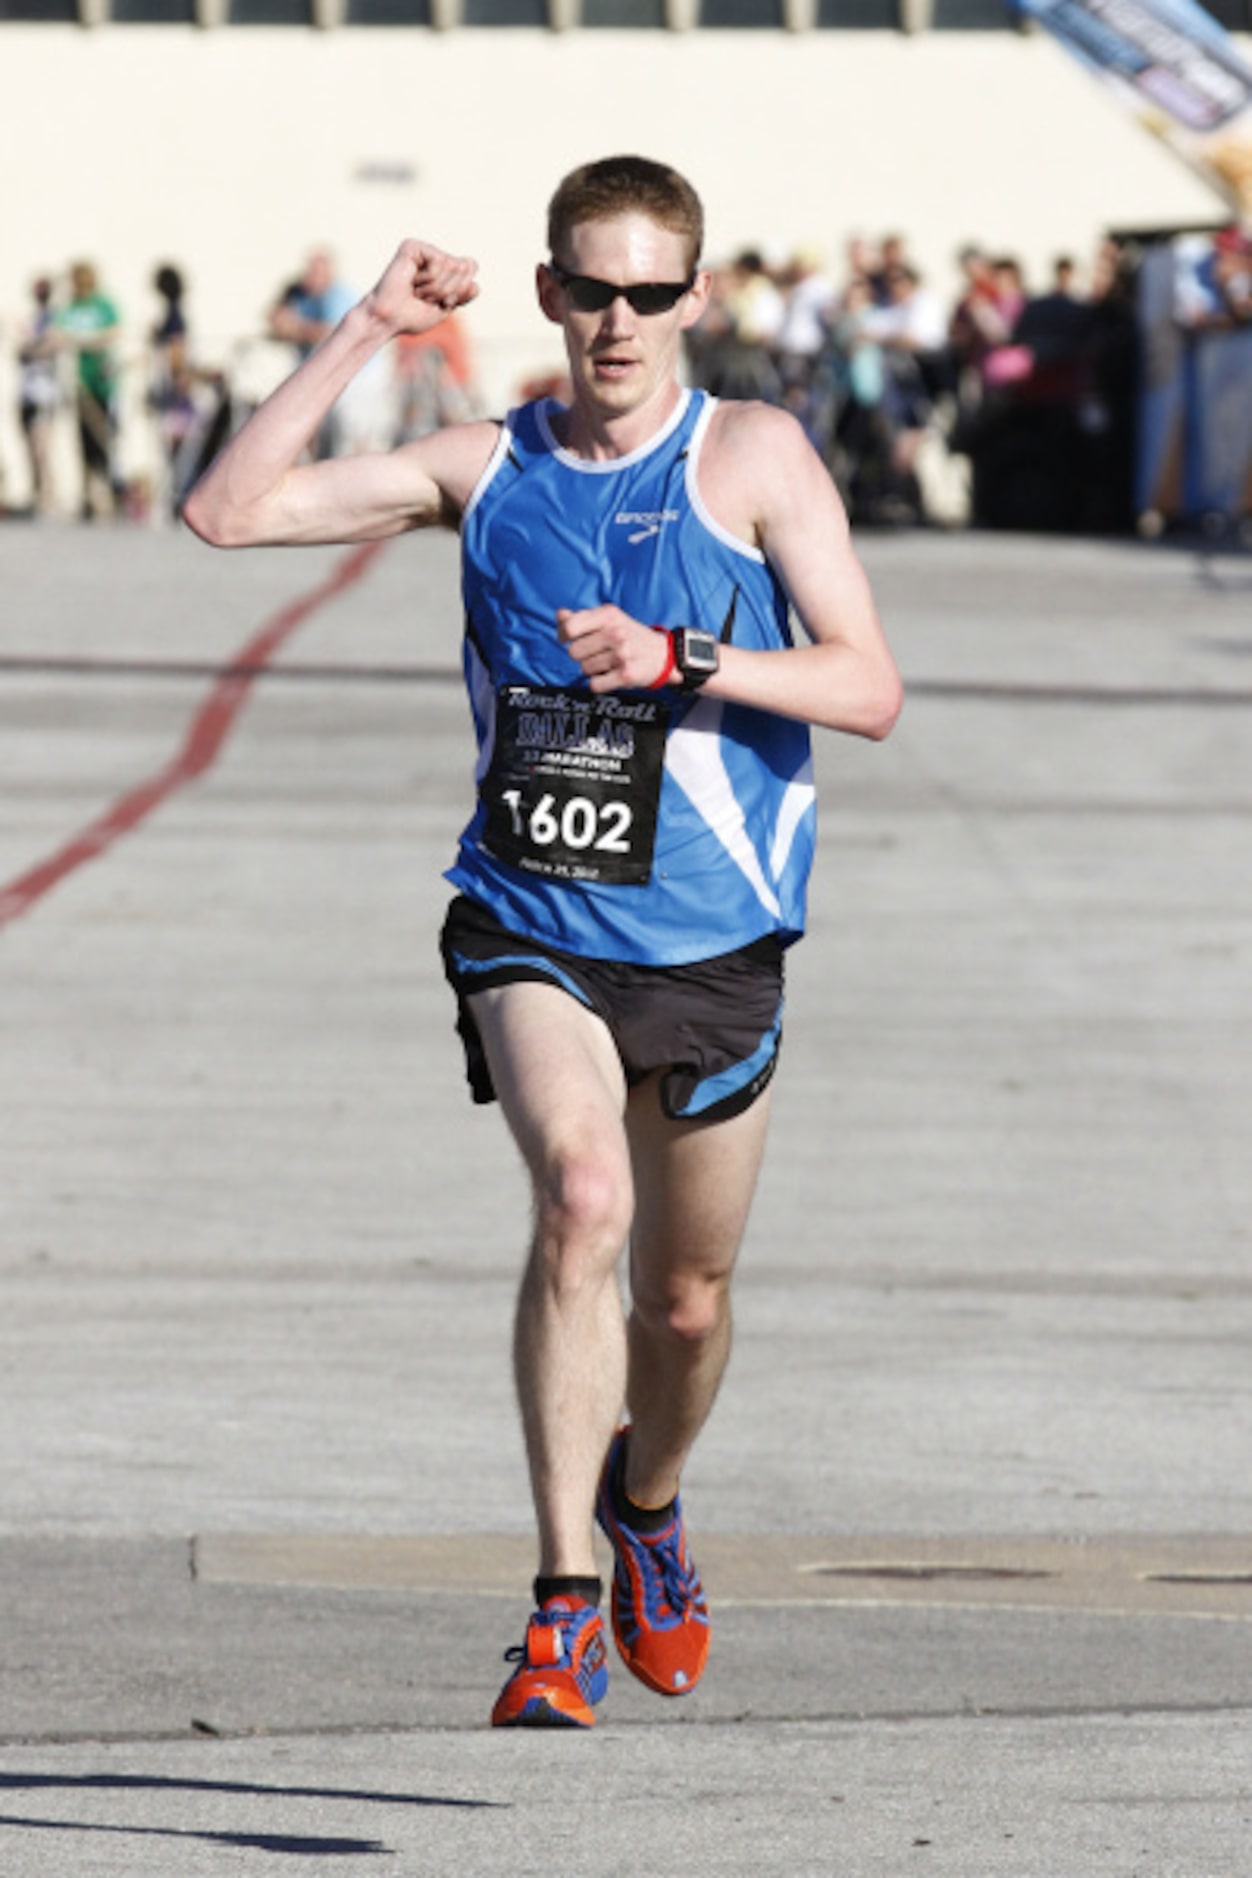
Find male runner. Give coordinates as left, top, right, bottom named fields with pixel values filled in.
left=184, top=155, right=901, bottom=1729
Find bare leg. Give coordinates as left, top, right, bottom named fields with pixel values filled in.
left=621, top=1082, right=773, bottom=1509
left=25, top=415, right=55, bottom=515
left=469, top=982, right=632, bottom=1580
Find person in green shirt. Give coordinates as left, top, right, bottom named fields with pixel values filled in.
left=57, top=261, right=122, bottom=519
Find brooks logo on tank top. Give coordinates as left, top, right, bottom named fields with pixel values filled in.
left=447, top=388, right=816, bottom=967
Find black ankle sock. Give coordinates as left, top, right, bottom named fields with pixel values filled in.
left=534, top=1574, right=602, bottom=1610
left=609, top=1444, right=675, bottom=1535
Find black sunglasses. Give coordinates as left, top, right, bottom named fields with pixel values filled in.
left=549, top=262, right=696, bottom=317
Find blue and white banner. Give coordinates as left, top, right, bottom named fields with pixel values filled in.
left=1015, top=0, right=1252, bottom=212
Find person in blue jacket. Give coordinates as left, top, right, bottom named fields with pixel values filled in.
left=185, top=154, right=901, bottom=1730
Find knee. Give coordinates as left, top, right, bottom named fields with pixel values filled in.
left=633, top=1269, right=730, bottom=1348
left=532, top=1151, right=632, bottom=1288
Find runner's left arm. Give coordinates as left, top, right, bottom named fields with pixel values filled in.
left=706, top=402, right=902, bottom=738
left=557, top=404, right=901, bottom=740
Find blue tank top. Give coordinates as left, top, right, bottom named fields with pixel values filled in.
left=446, top=387, right=816, bottom=966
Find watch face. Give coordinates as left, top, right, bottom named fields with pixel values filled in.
left=677, top=629, right=719, bottom=676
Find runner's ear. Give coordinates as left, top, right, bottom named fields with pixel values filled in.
left=536, top=263, right=564, bottom=326
left=679, top=269, right=712, bottom=332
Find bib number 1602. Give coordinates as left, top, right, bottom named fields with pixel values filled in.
left=500, top=789, right=632, bottom=855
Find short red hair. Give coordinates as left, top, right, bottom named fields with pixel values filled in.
left=547, top=156, right=704, bottom=275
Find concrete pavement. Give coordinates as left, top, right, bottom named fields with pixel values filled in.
left=1, top=518, right=1249, bottom=1874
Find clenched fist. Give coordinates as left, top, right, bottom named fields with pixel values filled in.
left=366, top=239, right=480, bottom=339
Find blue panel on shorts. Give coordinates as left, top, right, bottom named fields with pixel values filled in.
left=450, top=948, right=595, bottom=1009
left=672, top=1009, right=783, bottom=1119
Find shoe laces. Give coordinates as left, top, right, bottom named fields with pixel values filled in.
left=642, top=1523, right=699, bottom=1619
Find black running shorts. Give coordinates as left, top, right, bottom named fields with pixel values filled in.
left=439, top=894, right=784, bottom=1124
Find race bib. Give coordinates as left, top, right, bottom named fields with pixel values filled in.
left=481, top=685, right=670, bottom=886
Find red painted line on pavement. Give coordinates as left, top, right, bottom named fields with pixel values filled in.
left=0, top=540, right=387, bottom=934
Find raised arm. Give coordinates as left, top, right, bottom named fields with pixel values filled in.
left=183, top=241, right=492, bottom=550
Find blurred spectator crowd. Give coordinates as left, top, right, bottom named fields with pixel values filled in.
left=686, top=231, right=1153, bottom=532
left=5, top=224, right=1252, bottom=530
left=688, top=224, right=1252, bottom=533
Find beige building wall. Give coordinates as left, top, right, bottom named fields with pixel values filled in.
left=0, top=21, right=1235, bottom=502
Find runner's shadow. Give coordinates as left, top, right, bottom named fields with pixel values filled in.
left=0, top=1772, right=501, bottom=1809
left=0, top=1815, right=390, bottom=1857
left=0, top=1768, right=506, bottom=1858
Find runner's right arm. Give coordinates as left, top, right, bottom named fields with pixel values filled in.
left=184, top=241, right=493, bottom=549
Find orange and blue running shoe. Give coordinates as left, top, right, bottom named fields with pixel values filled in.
left=490, top=1596, right=609, bottom=1729
left=595, top=1427, right=710, bottom=1697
